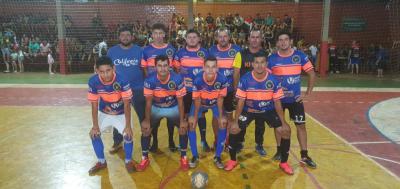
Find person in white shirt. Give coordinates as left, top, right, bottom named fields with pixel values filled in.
left=309, top=44, right=318, bottom=67
left=47, top=50, right=55, bottom=74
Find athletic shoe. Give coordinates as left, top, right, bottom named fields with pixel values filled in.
left=180, top=156, right=189, bottom=171
left=201, top=141, right=211, bottom=152
left=109, top=143, right=122, bottom=154
left=279, top=162, right=294, bottom=175
left=88, top=161, right=107, bottom=175
left=255, top=145, right=267, bottom=156
left=214, top=157, right=224, bottom=169
left=149, top=142, right=158, bottom=153
left=189, top=157, right=199, bottom=168
left=301, top=156, right=317, bottom=169
left=169, top=142, right=177, bottom=152
left=272, top=151, right=281, bottom=161
left=224, top=160, right=238, bottom=171
left=125, top=160, right=137, bottom=173
left=136, top=158, right=150, bottom=172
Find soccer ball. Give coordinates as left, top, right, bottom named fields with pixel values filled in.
left=191, top=171, right=208, bottom=189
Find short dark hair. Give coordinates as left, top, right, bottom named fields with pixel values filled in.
left=155, top=55, right=170, bottom=65
left=204, top=56, right=218, bottom=66
left=152, top=23, right=167, bottom=33
left=186, top=29, right=200, bottom=38
left=119, top=26, right=132, bottom=35
left=96, top=56, right=113, bottom=68
left=276, top=31, right=292, bottom=40
left=253, top=51, right=268, bottom=60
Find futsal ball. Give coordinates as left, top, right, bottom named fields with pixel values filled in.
left=191, top=171, right=208, bottom=189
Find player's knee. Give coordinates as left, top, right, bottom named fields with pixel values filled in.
left=123, top=135, right=132, bottom=143
left=296, top=124, right=306, bottom=131
left=179, top=128, right=187, bottom=135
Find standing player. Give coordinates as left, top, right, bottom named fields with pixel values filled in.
left=107, top=27, right=145, bottom=154
left=188, top=57, right=228, bottom=169
left=268, top=31, right=317, bottom=168
left=173, top=29, right=211, bottom=152
left=328, top=42, right=338, bottom=73
left=137, top=55, right=189, bottom=171
left=87, top=57, right=135, bottom=174
left=224, top=52, right=293, bottom=175
left=348, top=40, right=361, bottom=75
left=141, top=23, right=177, bottom=152
left=209, top=27, right=241, bottom=149
left=232, top=29, right=267, bottom=156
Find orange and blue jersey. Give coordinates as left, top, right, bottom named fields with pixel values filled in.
left=208, top=44, right=241, bottom=92
left=87, top=73, right=132, bottom=115
left=141, top=43, right=176, bottom=75
left=173, top=47, right=209, bottom=92
left=143, top=72, right=186, bottom=108
left=192, top=71, right=228, bottom=107
left=236, top=71, right=283, bottom=113
left=268, top=50, right=313, bottom=103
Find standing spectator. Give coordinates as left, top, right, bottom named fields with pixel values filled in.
left=375, top=44, right=387, bottom=78
left=366, top=43, right=377, bottom=73
left=233, top=13, right=244, bottom=31
left=309, top=43, right=318, bottom=67
left=205, top=13, right=215, bottom=30
left=40, top=40, right=51, bottom=57
left=265, top=12, right=275, bottom=27
left=1, top=32, right=11, bottom=73
left=328, top=42, right=338, bottom=73
left=47, top=50, right=55, bottom=74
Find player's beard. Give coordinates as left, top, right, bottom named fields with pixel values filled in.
left=120, top=40, right=132, bottom=47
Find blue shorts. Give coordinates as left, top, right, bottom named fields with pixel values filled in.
left=150, top=105, right=180, bottom=128
left=189, top=103, right=221, bottom=118
left=351, top=58, right=360, bottom=64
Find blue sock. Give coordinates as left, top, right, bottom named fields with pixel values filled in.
left=215, top=128, right=227, bottom=158
left=188, top=130, right=198, bottom=158
left=124, top=136, right=133, bottom=163
left=91, top=136, right=105, bottom=161
left=198, top=117, right=207, bottom=142
left=141, top=135, right=150, bottom=158
left=179, top=134, right=188, bottom=157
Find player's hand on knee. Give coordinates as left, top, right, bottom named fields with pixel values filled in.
left=278, top=123, right=291, bottom=138
left=188, top=116, right=196, bottom=130
left=141, top=120, right=151, bottom=136
left=89, top=126, right=100, bottom=139
left=123, top=127, right=133, bottom=140
left=230, top=122, right=240, bottom=134
left=219, top=116, right=227, bottom=129
left=179, top=120, right=188, bottom=133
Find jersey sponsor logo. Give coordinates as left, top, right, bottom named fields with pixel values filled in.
left=291, top=55, right=301, bottom=64
left=113, top=58, right=139, bottom=67
left=166, top=48, right=174, bottom=56
left=228, top=49, right=237, bottom=57
left=223, top=69, right=233, bottom=77
left=111, top=101, right=123, bottom=109
left=214, top=82, right=222, bottom=89
left=168, top=80, right=176, bottom=90
left=197, top=50, right=205, bottom=58
left=265, top=80, right=274, bottom=90
left=144, top=81, right=151, bottom=88
left=239, top=114, right=247, bottom=121
left=192, top=68, right=201, bottom=76
left=113, top=82, right=121, bottom=91
left=286, top=76, right=300, bottom=85
left=259, top=101, right=270, bottom=108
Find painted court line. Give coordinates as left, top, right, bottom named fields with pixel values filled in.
left=367, top=155, right=400, bottom=165
left=350, top=141, right=400, bottom=145
left=307, top=114, right=400, bottom=181
left=289, top=150, right=323, bottom=189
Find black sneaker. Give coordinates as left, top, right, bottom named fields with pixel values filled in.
left=109, top=143, right=122, bottom=154
left=169, top=142, right=177, bottom=152
left=255, top=145, right=267, bottom=156
left=301, top=156, right=317, bottom=169
left=189, top=157, right=199, bottom=168
left=201, top=141, right=211, bottom=152
left=272, top=151, right=281, bottom=161
left=149, top=142, right=158, bottom=153
left=214, top=157, right=224, bottom=169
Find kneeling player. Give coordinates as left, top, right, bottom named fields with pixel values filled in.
left=224, top=53, right=294, bottom=175
left=138, top=55, right=190, bottom=171
left=188, top=57, right=228, bottom=169
left=87, top=57, right=136, bottom=174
